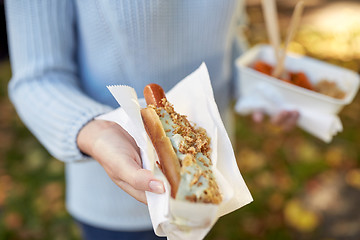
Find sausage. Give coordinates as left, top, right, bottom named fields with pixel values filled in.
left=143, top=83, right=166, bottom=107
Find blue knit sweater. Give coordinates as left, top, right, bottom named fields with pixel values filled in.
left=6, top=0, right=246, bottom=230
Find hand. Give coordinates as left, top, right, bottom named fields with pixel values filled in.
left=77, top=119, right=164, bottom=204
left=252, top=110, right=299, bottom=131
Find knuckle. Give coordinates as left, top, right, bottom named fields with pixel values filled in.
left=131, top=169, right=151, bottom=190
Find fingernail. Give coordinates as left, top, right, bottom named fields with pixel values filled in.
left=149, top=180, right=164, bottom=194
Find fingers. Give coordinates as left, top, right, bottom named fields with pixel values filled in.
left=113, top=168, right=164, bottom=204
left=115, top=180, right=148, bottom=204
left=252, top=111, right=265, bottom=123
left=271, top=110, right=299, bottom=131
left=121, top=167, right=164, bottom=193
left=252, top=110, right=299, bottom=131
left=87, top=120, right=165, bottom=202
left=113, top=130, right=165, bottom=194
left=116, top=177, right=165, bottom=204
left=105, top=150, right=165, bottom=195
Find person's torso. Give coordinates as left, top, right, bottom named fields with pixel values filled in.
left=74, top=0, right=244, bottom=108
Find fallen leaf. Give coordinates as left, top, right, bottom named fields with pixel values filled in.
left=345, top=169, right=360, bottom=189
left=284, top=199, right=320, bottom=232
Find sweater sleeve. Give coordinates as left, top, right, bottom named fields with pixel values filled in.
left=5, top=0, right=113, bottom=162
left=231, top=0, right=249, bottom=100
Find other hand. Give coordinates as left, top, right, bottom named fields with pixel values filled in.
left=252, top=110, right=299, bottom=132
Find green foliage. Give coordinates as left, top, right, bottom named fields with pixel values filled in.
left=0, top=60, right=80, bottom=239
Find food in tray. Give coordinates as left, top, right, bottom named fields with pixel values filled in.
left=140, top=83, right=222, bottom=204
left=253, top=60, right=345, bottom=99
left=314, top=79, right=346, bottom=99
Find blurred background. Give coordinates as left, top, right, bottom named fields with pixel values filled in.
left=0, top=0, right=360, bottom=239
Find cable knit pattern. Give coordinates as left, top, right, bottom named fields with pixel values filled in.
left=5, top=0, right=245, bottom=231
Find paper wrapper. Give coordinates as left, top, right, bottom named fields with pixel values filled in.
left=97, top=63, right=253, bottom=240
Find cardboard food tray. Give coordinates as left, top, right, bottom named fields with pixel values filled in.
left=236, top=44, right=360, bottom=114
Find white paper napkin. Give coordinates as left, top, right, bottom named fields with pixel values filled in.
left=96, top=63, right=253, bottom=240
left=235, top=82, right=343, bottom=142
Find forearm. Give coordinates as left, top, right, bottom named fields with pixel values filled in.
left=6, top=0, right=112, bottom=162
left=8, top=71, right=113, bottom=161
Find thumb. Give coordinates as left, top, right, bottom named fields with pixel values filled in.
left=126, top=168, right=165, bottom=194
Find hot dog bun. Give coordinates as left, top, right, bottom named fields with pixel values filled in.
left=140, top=84, right=222, bottom=204
left=141, top=107, right=181, bottom=198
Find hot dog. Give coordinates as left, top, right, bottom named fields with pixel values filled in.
left=140, top=84, right=222, bottom=204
